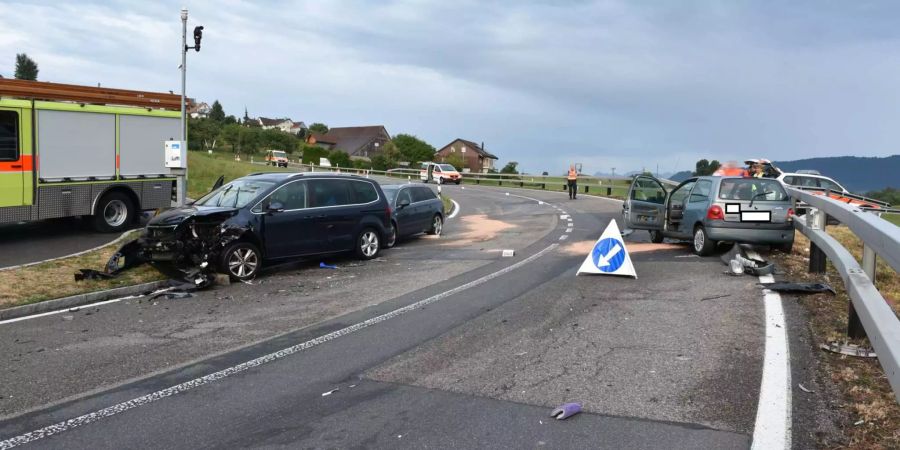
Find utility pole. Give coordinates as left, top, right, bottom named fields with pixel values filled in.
left=176, top=7, right=203, bottom=206
left=177, top=7, right=188, bottom=207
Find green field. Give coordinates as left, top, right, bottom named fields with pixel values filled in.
left=187, top=151, right=292, bottom=199
left=884, top=213, right=900, bottom=226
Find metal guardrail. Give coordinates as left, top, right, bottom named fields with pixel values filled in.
left=787, top=187, right=900, bottom=402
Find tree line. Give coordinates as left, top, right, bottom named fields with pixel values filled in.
left=188, top=101, right=443, bottom=171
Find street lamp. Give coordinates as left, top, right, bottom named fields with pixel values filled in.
left=177, top=7, right=203, bottom=206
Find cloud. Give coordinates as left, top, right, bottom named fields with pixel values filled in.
left=1, top=0, right=899, bottom=175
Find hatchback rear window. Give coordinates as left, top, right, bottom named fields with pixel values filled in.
left=718, top=179, right=788, bottom=201
left=411, top=187, right=436, bottom=202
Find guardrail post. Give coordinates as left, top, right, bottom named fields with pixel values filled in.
left=808, top=209, right=827, bottom=274
left=607, top=187, right=612, bottom=196
left=520, top=181, right=524, bottom=188
left=845, top=244, right=879, bottom=339
left=541, top=183, right=545, bottom=190
left=499, top=180, right=502, bottom=186
left=584, top=185, right=589, bottom=194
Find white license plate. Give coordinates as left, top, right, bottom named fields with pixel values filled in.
left=740, top=211, right=771, bottom=222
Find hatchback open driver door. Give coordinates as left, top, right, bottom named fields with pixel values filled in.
left=623, top=175, right=668, bottom=231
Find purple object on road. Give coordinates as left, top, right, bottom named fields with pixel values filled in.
left=550, top=402, right=582, bottom=420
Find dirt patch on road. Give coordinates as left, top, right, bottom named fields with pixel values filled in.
left=443, top=214, right=516, bottom=246
left=560, top=240, right=684, bottom=255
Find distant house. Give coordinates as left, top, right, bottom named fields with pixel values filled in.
left=188, top=102, right=211, bottom=119
left=290, top=121, right=308, bottom=136
left=256, top=117, right=295, bottom=133
left=434, top=139, right=498, bottom=173
left=306, top=126, right=391, bottom=158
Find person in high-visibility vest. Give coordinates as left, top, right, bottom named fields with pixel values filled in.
left=567, top=165, right=578, bottom=199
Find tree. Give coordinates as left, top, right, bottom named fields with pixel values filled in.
left=188, top=118, right=221, bottom=151
left=209, top=100, right=225, bottom=122
left=693, top=159, right=721, bottom=176
left=221, top=123, right=243, bottom=154
left=444, top=153, right=464, bottom=171
left=14, top=53, right=38, bottom=80
left=392, top=134, right=435, bottom=165
left=301, top=145, right=329, bottom=165
left=260, top=129, right=298, bottom=153
left=329, top=150, right=352, bottom=168
left=500, top=161, right=519, bottom=175
left=309, top=123, right=329, bottom=134
left=223, top=115, right=237, bottom=125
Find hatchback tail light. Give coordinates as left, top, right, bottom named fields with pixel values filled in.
left=707, top=205, right=724, bottom=220
left=787, top=208, right=795, bottom=222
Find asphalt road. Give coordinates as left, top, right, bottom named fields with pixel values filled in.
left=0, top=184, right=828, bottom=448
left=0, top=218, right=145, bottom=270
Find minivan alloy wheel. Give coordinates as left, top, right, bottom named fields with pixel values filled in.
left=228, top=247, right=259, bottom=278
left=360, top=230, right=379, bottom=257
left=432, top=216, right=443, bottom=235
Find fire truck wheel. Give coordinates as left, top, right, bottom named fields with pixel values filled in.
left=92, top=192, right=135, bottom=233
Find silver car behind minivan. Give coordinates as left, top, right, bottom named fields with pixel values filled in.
left=623, top=175, right=794, bottom=255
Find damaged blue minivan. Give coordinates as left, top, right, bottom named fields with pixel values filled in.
left=140, top=173, right=392, bottom=281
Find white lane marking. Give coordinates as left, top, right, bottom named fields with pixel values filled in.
left=559, top=235, right=568, bottom=240
left=448, top=199, right=461, bottom=219
left=0, top=243, right=560, bottom=449
left=560, top=215, right=569, bottom=220
left=565, top=228, right=573, bottom=233
left=747, top=250, right=792, bottom=450
left=0, top=288, right=174, bottom=326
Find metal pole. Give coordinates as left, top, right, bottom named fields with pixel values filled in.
left=176, top=7, right=188, bottom=207
left=808, top=208, right=827, bottom=274
left=848, top=244, right=878, bottom=339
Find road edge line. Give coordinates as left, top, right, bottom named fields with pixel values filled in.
left=0, top=280, right=171, bottom=323
left=449, top=199, right=461, bottom=219
left=0, top=243, right=559, bottom=449
left=747, top=250, right=792, bottom=450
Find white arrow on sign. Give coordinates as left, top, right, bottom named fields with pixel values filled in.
left=596, top=243, right=622, bottom=267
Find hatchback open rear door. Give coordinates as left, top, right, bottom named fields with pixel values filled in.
left=623, top=175, right=668, bottom=230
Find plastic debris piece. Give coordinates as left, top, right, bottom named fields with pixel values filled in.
left=150, top=291, right=194, bottom=300
left=798, top=383, right=814, bottom=393
left=74, top=269, right=116, bottom=282
left=319, top=262, right=338, bottom=269
left=550, top=402, right=582, bottom=420
left=854, top=420, right=864, bottom=426
left=820, top=342, right=876, bottom=358
left=321, top=388, right=339, bottom=397
left=761, top=282, right=835, bottom=295
left=502, top=249, right=515, bottom=258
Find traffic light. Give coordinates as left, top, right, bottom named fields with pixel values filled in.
left=193, top=26, right=204, bottom=52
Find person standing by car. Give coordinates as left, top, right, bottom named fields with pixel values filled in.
left=567, top=165, right=578, bottom=199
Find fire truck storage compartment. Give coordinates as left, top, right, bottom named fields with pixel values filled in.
left=37, top=109, right=115, bottom=181
left=119, top=115, right=180, bottom=177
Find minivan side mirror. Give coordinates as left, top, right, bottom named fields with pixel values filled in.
left=267, top=201, right=285, bottom=213
left=398, top=198, right=411, bottom=209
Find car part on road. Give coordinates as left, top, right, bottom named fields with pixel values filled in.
left=760, top=282, right=836, bottom=295
left=820, top=342, right=877, bottom=358
left=550, top=403, right=582, bottom=420
left=319, top=262, right=338, bottom=269
left=74, top=269, right=116, bottom=281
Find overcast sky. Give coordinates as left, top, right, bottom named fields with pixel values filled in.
left=2, top=1, right=899, bottom=175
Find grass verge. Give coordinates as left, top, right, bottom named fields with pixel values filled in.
left=188, top=150, right=292, bottom=199
left=0, top=230, right=165, bottom=309
left=771, top=227, right=899, bottom=448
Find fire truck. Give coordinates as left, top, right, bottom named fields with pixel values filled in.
left=0, top=79, right=182, bottom=232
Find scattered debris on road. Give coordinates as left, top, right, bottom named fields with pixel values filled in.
left=820, top=342, right=877, bottom=358
left=319, top=262, right=338, bottom=269
left=798, top=383, right=814, bottom=394
left=760, top=282, right=835, bottom=295
left=550, top=402, right=582, bottom=420
left=321, top=388, right=339, bottom=397
left=721, top=245, right=775, bottom=276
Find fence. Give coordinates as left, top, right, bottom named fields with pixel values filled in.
left=787, top=186, right=900, bottom=402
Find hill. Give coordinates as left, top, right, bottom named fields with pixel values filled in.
left=773, top=155, right=899, bottom=192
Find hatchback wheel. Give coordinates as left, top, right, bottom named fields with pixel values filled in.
left=385, top=222, right=398, bottom=248
left=356, top=228, right=381, bottom=260
left=649, top=230, right=664, bottom=243
left=692, top=225, right=716, bottom=256
left=427, top=214, right=443, bottom=236
left=220, top=242, right=261, bottom=281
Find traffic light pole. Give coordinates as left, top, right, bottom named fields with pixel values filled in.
left=176, top=7, right=188, bottom=207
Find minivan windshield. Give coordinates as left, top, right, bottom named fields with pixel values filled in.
left=718, top=179, right=788, bottom=201
left=271, top=151, right=286, bottom=158
left=438, top=164, right=456, bottom=172
left=194, top=179, right=275, bottom=208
